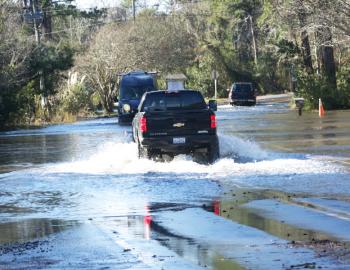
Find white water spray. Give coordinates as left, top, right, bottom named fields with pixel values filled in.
left=39, top=134, right=343, bottom=179
left=218, top=134, right=269, bottom=161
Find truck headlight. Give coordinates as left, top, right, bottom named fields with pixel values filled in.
left=123, top=104, right=131, bottom=112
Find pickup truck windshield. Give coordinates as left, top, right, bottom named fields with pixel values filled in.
left=142, top=91, right=206, bottom=112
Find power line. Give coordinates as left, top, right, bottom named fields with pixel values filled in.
left=6, top=0, right=212, bottom=14
left=5, top=5, right=110, bottom=16
left=40, top=20, right=107, bottom=36
left=5, top=10, right=214, bottom=40
left=1, top=1, right=229, bottom=45
left=0, top=20, right=113, bottom=43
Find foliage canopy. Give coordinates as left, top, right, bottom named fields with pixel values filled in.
left=1, top=0, right=350, bottom=128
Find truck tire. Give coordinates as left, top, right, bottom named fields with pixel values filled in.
left=132, top=127, right=136, bottom=142
left=118, top=117, right=126, bottom=125
left=206, top=140, right=220, bottom=164
left=137, top=142, right=153, bottom=159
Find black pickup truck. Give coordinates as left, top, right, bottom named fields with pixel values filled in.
left=132, top=90, right=219, bottom=164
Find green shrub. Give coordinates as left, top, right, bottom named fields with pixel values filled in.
left=296, top=70, right=350, bottom=110
left=336, top=67, right=350, bottom=109
left=90, top=91, right=101, bottom=109
left=186, top=54, right=229, bottom=98
left=60, top=83, right=91, bottom=114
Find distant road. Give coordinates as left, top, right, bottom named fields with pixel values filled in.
left=218, top=92, right=293, bottom=105
left=257, top=92, right=293, bottom=103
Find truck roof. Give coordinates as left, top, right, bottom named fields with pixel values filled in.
left=120, top=71, right=155, bottom=87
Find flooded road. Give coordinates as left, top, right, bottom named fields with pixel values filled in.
left=0, top=99, right=350, bottom=269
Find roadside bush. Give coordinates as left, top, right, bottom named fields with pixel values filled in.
left=296, top=67, right=350, bottom=110
left=186, top=65, right=214, bottom=98
left=90, top=91, right=102, bottom=110
left=2, top=81, right=40, bottom=126
left=336, top=67, right=350, bottom=109
left=59, top=83, right=91, bottom=114
left=14, top=81, right=37, bottom=124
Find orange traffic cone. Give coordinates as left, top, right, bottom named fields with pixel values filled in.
left=319, top=98, right=325, bottom=117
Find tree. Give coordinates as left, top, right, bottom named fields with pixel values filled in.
left=0, top=1, right=35, bottom=126
left=0, top=0, right=104, bottom=127
left=178, top=0, right=264, bottom=95
left=76, top=13, right=195, bottom=113
left=262, top=0, right=350, bottom=108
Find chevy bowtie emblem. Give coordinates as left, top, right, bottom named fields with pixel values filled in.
left=173, top=122, right=185, bottom=128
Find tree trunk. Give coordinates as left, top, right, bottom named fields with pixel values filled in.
left=297, top=4, right=313, bottom=73
left=248, top=15, right=258, bottom=66
left=320, top=27, right=337, bottom=87
left=42, top=0, right=52, bottom=40
left=97, top=88, right=114, bottom=114
left=301, top=30, right=313, bottom=73
left=100, top=94, right=113, bottom=113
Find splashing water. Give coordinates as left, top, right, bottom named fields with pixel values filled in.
left=218, top=134, right=270, bottom=161
left=36, top=134, right=344, bottom=179
left=0, top=132, right=347, bottom=199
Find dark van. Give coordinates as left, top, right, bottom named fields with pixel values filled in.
left=118, top=71, right=156, bottom=124
left=229, top=82, right=256, bottom=106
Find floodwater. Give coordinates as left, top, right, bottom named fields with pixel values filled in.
left=0, top=99, right=350, bottom=269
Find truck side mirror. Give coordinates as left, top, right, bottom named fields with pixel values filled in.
left=208, top=100, right=217, bottom=111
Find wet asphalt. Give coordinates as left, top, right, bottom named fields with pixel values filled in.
left=0, top=98, right=350, bottom=269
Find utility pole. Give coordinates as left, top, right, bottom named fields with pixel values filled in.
left=132, top=0, right=136, bottom=22
left=69, top=15, right=73, bottom=45
left=171, top=0, right=176, bottom=13
left=248, top=15, right=258, bottom=66
left=31, top=0, right=40, bottom=44
left=211, top=70, right=219, bottom=99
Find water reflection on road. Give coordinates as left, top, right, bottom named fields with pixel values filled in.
left=219, top=104, right=350, bottom=159
left=0, top=100, right=349, bottom=269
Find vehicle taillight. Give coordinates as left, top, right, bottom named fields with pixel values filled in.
left=210, top=114, right=217, bottom=129
left=140, top=115, right=147, bottom=133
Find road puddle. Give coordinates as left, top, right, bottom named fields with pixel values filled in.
left=0, top=219, right=77, bottom=245
left=210, top=188, right=350, bottom=266
left=91, top=193, right=348, bottom=270
left=214, top=189, right=334, bottom=242
left=94, top=202, right=249, bottom=270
